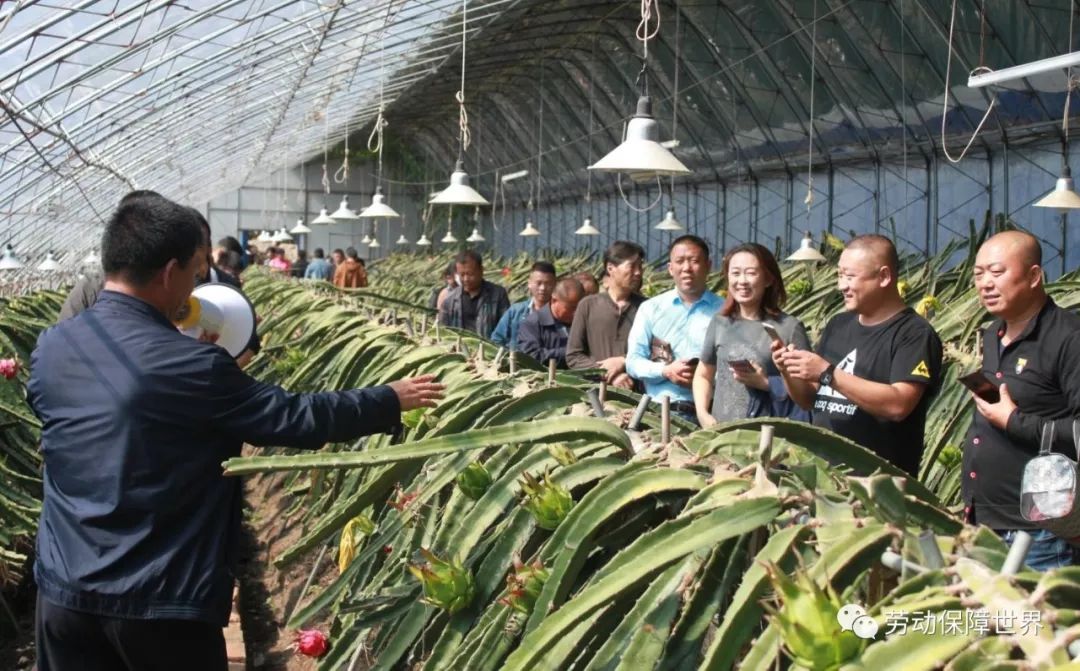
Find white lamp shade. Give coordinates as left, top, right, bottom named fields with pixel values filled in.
left=331, top=195, right=359, bottom=220
left=83, top=250, right=100, bottom=266
left=312, top=207, right=337, bottom=225
left=1034, top=167, right=1080, bottom=210
left=360, top=233, right=372, bottom=244
left=0, top=245, right=24, bottom=270
left=276, top=228, right=294, bottom=243
left=589, top=96, right=691, bottom=182
left=38, top=251, right=61, bottom=271
left=368, top=237, right=380, bottom=248
left=416, top=234, right=432, bottom=246
left=359, top=187, right=401, bottom=218
left=575, top=216, right=600, bottom=235
left=396, top=234, right=410, bottom=245
left=256, top=230, right=273, bottom=242
left=441, top=230, right=459, bottom=244
left=466, top=228, right=486, bottom=242
left=655, top=208, right=684, bottom=231
left=290, top=218, right=312, bottom=234
left=787, top=232, right=828, bottom=263
left=519, top=221, right=541, bottom=237
left=430, top=160, right=490, bottom=206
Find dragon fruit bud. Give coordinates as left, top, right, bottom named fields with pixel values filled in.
left=456, top=461, right=492, bottom=500
left=762, top=563, right=864, bottom=669
left=546, top=443, right=577, bottom=466
left=407, top=548, right=475, bottom=614
left=293, top=629, right=329, bottom=658
left=500, top=556, right=549, bottom=614
left=0, top=358, right=18, bottom=380
left=520, top=471, right=574, bottom=530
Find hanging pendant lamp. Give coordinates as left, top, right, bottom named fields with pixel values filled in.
left=416, top=234, right=432, bottom=246
left=83, top=249, right=100, bottom=266
left=256, top=230, right=273, bottom=242
left=1034, top=165, right=1080, bottom=210
left=519, top=219, right=540, bottom=237
left=0, top=244, right=24, bottom=270
left=396, top=234, right=410, bottom=245
left=430, top=161, right=490, bottom=206
left=466, top=228, right=485, bottom=243
left=38, top=251, right=61, bottom=271
left=360, top=233, right=373, bottom=245
left=312, top=206, right=336, bottom=225
left=441, top=229, right=459, bottom=244
left=368, top=237, right=380, bottom=248
left=589, top=97, right=691, bottom=183
left=359, top=186, right=401, bottom=218
left=277, top=228, right=294, bottom=243
left=290, top=218, right=312, bottom=234
left=575, top=216, right=600, bottom=236
left=655, top=207, right=684, bottom=231
left=331, top=195, right=358, bottom=220
left=787, top=231, right=827, bottom=263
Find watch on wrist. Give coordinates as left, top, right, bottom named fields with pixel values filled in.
left=818, top=363, right=837, bottom=387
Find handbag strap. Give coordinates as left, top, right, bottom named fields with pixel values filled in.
left=1039, top=421, right=1055, bottom=456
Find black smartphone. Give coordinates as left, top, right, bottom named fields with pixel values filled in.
left=959, top=371, right=1000, bottom=403
left=727, top=358, right=753, bottom=372
left=761, top=322, right=784, bottom=345
left=686, top=357, right=700, bottom=368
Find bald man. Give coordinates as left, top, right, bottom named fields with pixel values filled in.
left=776, top=234, right=943, bottom=476
left=962, top=230, right=1080, bottom=569
left=517, top=277, right=584, bottom=368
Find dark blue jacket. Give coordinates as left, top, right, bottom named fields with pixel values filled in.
left=28, top=291, right=400, bottom=625
left=517, top=304, right=571, bottom=368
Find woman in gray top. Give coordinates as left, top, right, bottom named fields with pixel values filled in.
left=693, top=243, right=811, bottom=426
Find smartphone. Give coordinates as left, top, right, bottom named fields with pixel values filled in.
left=686, top=357, right=700, bottom=368
left=761, top=322, right=784, bottom=345
left=959, top=371, right=1000, bottom=403
left=727, top=358, right=753, bottom=372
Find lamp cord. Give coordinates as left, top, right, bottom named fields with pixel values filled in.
left=1064, top=0, right=1076, bottom=150
left=321, top=109, right=331, bottom=194
left=805, top=0, right=817, bottom=215
left=940, top=0, right=995, bottom=164
left=669, top=0, right=681, bottom=209
left=456, top=0, right=471, bottom=159
left=586, top=36, right=597, bottom=204
left=368, top=32, right=388, bottom=184
left=334, top=115, right=350, bottom=183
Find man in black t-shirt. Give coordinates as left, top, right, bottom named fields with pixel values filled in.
left=774, top=235, right=943, bottom=476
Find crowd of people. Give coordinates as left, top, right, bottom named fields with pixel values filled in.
left=20, top=190, right=1079, bottom=671
left=437, top=231, right=1079, bottom=572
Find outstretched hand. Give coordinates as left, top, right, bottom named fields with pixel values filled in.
left=389, top=374, right=446, bottom=411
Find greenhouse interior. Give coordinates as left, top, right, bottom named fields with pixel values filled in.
left=5, top=0, right=1080, bottom=669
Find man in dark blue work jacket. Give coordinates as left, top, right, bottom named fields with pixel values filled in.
left=28, top=193, right=444, bottom=671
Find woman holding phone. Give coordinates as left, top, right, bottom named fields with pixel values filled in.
left=693, top=243, right=811, bottom=426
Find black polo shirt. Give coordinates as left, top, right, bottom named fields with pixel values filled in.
left=963, top=297, right=1080, bottom=530
left=461, top=290, right=481, bottom=333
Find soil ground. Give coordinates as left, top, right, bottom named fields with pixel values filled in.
left=0, top=460, right=340, bottom=671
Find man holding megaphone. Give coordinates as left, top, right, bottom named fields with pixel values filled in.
left=27, top=193, right=445, bottom=671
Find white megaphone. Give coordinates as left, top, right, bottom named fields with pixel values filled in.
left=174, top=283, right=257, bottom=358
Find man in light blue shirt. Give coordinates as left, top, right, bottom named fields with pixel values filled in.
left=626, top=235, right=722, bottom=424
left=304, top=247, right=334, bottom=281
left=490, top=261, right=556, bottom=350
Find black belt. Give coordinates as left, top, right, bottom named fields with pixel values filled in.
left=669, top=400, right=696, bottom=414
